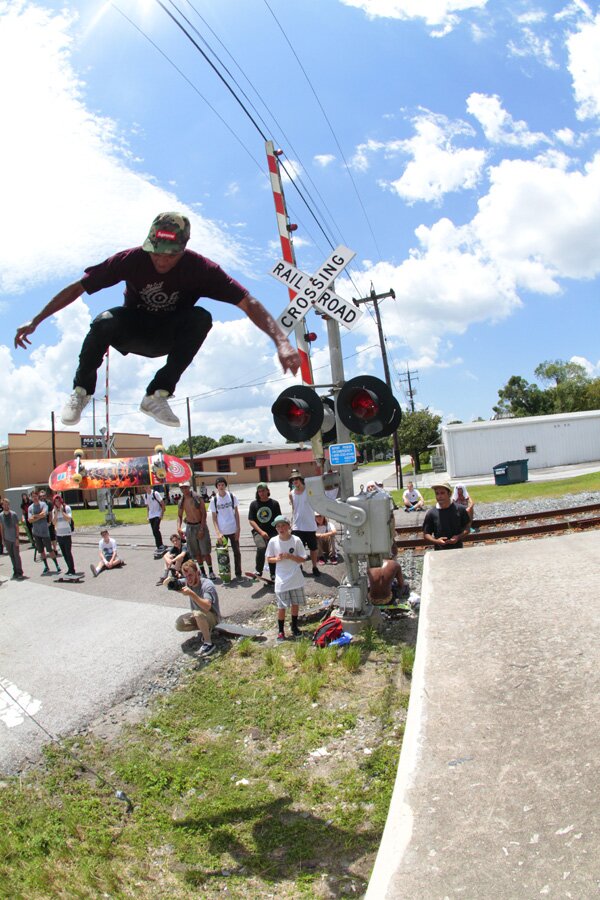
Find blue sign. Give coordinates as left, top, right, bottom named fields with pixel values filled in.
left=329, top=442, right=357, bottom=466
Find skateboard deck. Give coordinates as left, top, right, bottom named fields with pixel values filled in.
left=49, top=446, right=191, bottom=491
left=215, top=622, right=265, bottom=639
left=244, top=570, right=274, bottom=586
left=216, top=538, right=231, bottom=584
left=54, top=575, right=85, bottom=583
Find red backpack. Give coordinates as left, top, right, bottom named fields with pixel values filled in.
left=312, top=616, right=343, bottom=648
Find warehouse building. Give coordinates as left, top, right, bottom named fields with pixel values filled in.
left=441, top=410, right=600, bottom=478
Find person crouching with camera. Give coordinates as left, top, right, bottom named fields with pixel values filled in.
left=174, top=560, right=221, bottom=657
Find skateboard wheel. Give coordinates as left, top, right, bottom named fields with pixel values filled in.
left=155, top=468, right=167, bottom=480
left=72, top=473, right=83, bottom=484
left=154, top=444, right=165, bottom=453
left=74, top=449, right=84, bottom=458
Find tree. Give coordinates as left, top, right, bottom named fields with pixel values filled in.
left=493, top=375, right=552, bottom=418
left=534, top=359, right=588, bottom=386
left=216, top=434, right=244, bottom=447
left=397, top=409, right=441, bottom=472
left=166, top=434, right=218, bottom=457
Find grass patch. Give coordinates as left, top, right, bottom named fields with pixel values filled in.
left=0, top=625, right=415, bottom=898
left=391, top=470, right=600, bottom=509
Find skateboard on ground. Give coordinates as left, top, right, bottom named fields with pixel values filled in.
left=54, top=575, right=85, bottom=584
left=215, top=622, right=265, bottom=639
left=244, top=570, right=274, bottom=586
left=48, top=445, right=192, bottom=491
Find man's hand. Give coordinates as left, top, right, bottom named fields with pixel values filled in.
left=277, top=340, right=301, bottom=376
left=15, top=322, right=36, bottom=350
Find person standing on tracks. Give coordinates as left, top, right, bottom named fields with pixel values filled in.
left=248, top=482, right=281, bottom=580
left=14, top=212, right=300, bottom=429
left=423, top=481, right=471, bottom=551
left=177, top=482, right=216, bottom=580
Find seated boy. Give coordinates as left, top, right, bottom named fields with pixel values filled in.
left=90, top=529, right=124, bottom=577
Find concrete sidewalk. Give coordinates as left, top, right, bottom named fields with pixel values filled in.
left=367, top=530, right=600, bottom=899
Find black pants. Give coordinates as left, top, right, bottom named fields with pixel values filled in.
left=223, top=533, right=242, bottom=578
left=150, top=516, right=163, bottom=549
left=74, top=306, right=213, bottom=395
left=57, top=534, right=76, bottom=575
left=252, top=532, right=275, bottom=578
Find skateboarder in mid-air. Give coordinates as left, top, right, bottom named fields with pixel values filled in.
left=14, top=212, right=300, bottom=428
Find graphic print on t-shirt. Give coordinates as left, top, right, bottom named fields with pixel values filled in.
left=139, top=282, right=180, bottom=313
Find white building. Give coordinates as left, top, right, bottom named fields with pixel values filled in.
left=442, top=410, right=600, bottom=478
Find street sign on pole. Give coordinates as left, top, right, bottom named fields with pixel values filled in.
left=328, top=442, right=357, bottom=466
left=270, top=246, right=363, bottom=335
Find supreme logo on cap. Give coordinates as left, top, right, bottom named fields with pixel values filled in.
left=156, top=229, right=177, bottom=241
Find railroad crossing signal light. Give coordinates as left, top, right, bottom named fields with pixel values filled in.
left=321, top=396, right=337, bottom=444
left=272, top=385, right=324, bottom=441
left=336, top=375, right=401, bottom=437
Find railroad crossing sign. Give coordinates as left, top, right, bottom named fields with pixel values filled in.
left=270, top=245, right=364, bottom=336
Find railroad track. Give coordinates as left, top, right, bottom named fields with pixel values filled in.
left=395, top=501, right=600, bottom=549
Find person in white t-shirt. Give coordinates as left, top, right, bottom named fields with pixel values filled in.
left=209, top=477, right=242, bottom=579
left=402, top=481, right=424, bottom=512
left=145, top=487, right=166, bottom=552
left=289, top=475, right=319, bottom=577
left=266, top=516, right=307, bottom=641
left=90, top=529, right=124, bottom=577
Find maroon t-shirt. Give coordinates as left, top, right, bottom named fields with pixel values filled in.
left=80, top=247, right=249, bottom=316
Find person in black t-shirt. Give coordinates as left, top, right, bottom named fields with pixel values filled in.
left=423, top=481, right=471, bottom=551
left=14, top=212, right=300, bottom=429
left=248, top=482, right=282, bottom=580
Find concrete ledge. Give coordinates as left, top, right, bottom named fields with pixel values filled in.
left=367, top=532, right=600, bottom=898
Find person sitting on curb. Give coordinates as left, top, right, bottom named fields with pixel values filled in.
left=90, top=529, right=125, bottom=577
left=402, top=481, right=425, bottom=513
left=175, top=559, right=221, bottom=657
left=452, top=483, right=475, bottom=525
left=368, top=543, right=405, bottom=605
left=423, top=481, right=471, bottom=551
left=315, top=513, right=338, bottom=565
left=266, top=515, right=307, bottom=641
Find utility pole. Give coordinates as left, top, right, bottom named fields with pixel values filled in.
left=186, top=397, right=196, bottom=490
left=353, top=286, right=403, bottom=490
left=50, top=411, right=57, bottom=469
left=399, top=365, right=418, bottom=412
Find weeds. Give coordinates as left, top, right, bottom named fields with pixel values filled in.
left=401, top=645, right=416, bottom=676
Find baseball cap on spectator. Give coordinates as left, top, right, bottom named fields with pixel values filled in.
left=142, top=212, right=190, bottom=254
left=180, top=481, right=191, bottom=487
left=273, top=515, right=291, bottom=526
left=215, top=476, right=228, bottom=486
left=431, top=480, right=452, bottom=492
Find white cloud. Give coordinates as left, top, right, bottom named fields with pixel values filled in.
left=567, top=13, right=600, bottom=120
left=570, top=355, right=600, bottom=376
left=339, top=0, right=488, bottom=36
left=379, top=114, right=487, bottom=203
left=507, top=26, right=558, bottom=69
left=0, top=3, right=250, bottom=297
left=314, top=154, right=336, bottom=167
left=467, top=92, right=549, bottom=146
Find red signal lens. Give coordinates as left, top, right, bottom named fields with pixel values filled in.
left=349, top=389, right=379, bottom=421
left=285, top=400, right=310, bottom=429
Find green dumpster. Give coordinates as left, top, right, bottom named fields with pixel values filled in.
left=493, top=459, right=529, bottom=485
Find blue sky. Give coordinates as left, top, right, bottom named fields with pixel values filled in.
left=2, top=0, right=600, bottom=446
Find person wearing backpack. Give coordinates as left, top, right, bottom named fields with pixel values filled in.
left=209, top=477, right=242, bottom=580
left=266, top=515, right=307, bottom=640
left=145, top=486, right=166, bottom=553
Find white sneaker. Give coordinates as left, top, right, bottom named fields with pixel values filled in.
left=61, top=387, right=92, bottom=426
left=140, top=390, right=181, bottom=427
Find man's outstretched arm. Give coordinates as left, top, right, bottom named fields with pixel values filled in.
left=15, top=280, right=85, bottom=349
left=237, top=294, right=300, bottom=375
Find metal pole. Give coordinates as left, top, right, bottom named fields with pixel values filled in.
left=50, top=411, right=57, bottom=469
left=371, top=297, right=403, bottom=491
left=186, top=397, right=196, bottom=490
left=326, top=316, right=364, bottom=609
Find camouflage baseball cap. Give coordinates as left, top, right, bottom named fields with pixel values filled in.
left=142, top=212, right=190, bottom=254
